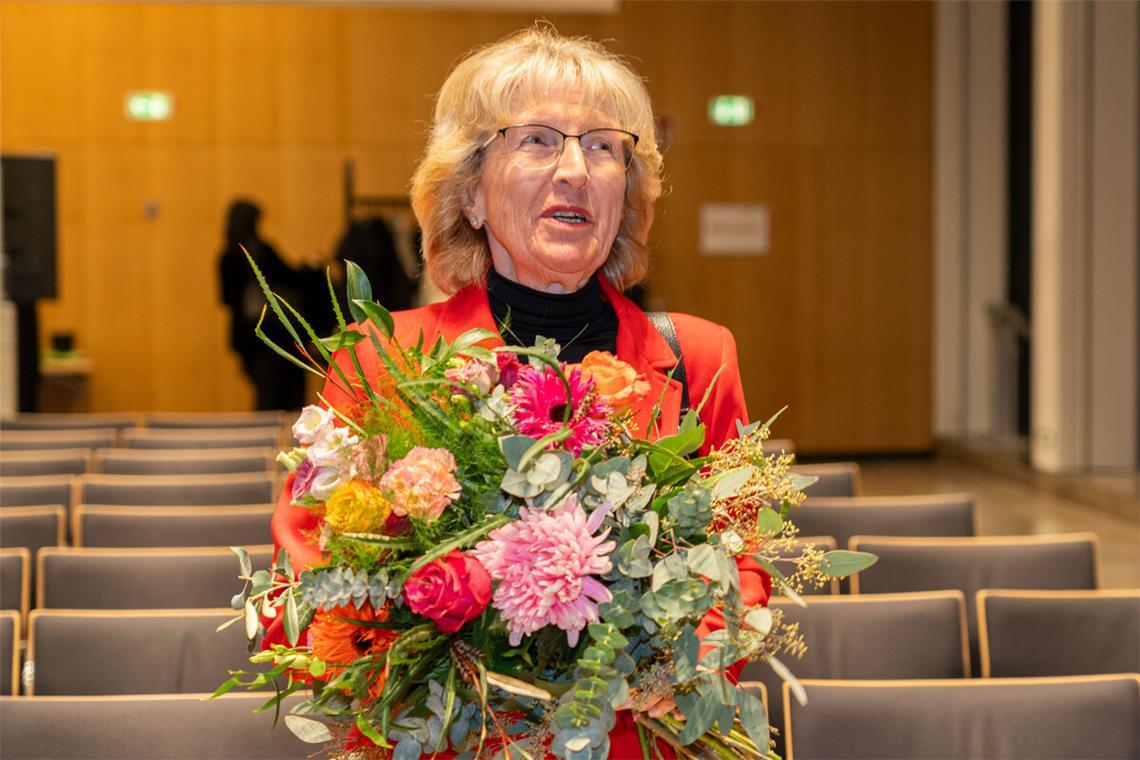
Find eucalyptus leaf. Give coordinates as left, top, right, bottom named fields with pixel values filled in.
left=819, top=550, right=879, bottom=578
left=767, top=654, right=807, bottom=706
left=790, top=472, right=819, bottom=493
left=755, top=507, right=783, bottom=535
left=641, top=511, right=659, bottom=547
left=499, top=435, right=538, bottom=470
left=736, top=688, right=770, bottom=752
left=673, top=624, right=699, bottom=684
left=710, top=465, right=755, bottom=500
left=231, top=546, right=252, bottom=579
left=243, top=600, right=259, bottom=640
left=284, top=715, right=333, bottom=744
left=675, top=688, right=719, bottom=745
left=284, top=593, right=300, bottom=646
left=744, top=607, right=773, bottom=635
left=651, top=553, right=689, bottom=592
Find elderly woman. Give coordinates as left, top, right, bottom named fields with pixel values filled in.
left=272, top=27, right=761, bottom=758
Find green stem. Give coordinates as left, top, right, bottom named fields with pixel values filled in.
left=402, top=515, right=511, bottom=579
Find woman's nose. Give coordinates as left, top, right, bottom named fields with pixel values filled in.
left=553, top=137, right=589, bottom=187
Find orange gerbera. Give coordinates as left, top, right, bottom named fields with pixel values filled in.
left=308, top=602, right=399, bottom=697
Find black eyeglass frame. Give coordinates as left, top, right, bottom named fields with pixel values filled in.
left=483, top=123, right=641, bottom=169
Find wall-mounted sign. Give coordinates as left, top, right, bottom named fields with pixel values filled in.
left=708, top=95, right=754, bottom=126
left=699, top=203, right=770, bottom=256
left=125, top=91, right=173, bottom=121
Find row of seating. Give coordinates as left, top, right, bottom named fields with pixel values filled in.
left=0, top=411, right=287, bottom=431
left=0, top=446, right=278, bottom=477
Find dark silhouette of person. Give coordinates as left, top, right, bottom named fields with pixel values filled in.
left=218, top=199, right=321, bottom=411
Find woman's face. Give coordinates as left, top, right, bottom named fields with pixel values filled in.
left=469, top=99, right=628, bottom=293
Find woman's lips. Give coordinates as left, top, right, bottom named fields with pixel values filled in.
left=543, top=206, right=593, bottom=224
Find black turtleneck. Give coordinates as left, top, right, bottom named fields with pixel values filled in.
left=486, top=267, right=619, bottom=363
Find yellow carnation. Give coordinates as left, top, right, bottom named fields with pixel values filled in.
left=323, top=480, right=392, bottom=534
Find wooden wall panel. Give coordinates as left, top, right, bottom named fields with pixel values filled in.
left=1, top=1, right=932, bottom=453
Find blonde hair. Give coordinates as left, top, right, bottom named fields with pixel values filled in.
left=411, top=26, right=664, bottom=294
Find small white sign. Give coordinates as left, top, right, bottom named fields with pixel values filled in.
left=699, top=203, right=770, bottom=255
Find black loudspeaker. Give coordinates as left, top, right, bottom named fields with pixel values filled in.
left=2, top=154, right=58, bottom=303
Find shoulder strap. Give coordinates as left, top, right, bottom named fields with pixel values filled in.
left=646, top=311, right=694, bottom=421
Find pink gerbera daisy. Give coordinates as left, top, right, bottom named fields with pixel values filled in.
left=471, top=496, right=614, bottom=647
left=509, top=364, right=611, bottom=456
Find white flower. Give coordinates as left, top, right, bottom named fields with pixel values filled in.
left=307, top=426, right=359, bottom=468
left=309, top=466, right=346, bottom=502
left=292, top=405, right=335, bottom=445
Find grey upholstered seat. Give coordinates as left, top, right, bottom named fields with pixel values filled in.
left=0, top=693, right=310, bottom=759
left=849, top=533, right=1099, bottom=676
left=0, top=429, right=118, bottom=451
left=978, top=588, right=1140, bottom=677
left=0, top=413, right=138, bottom=431
left=142, top=410, right=286, bottom=429
left=74, top=504, right=274, bottom=548
left=791, top=462, right=862, bottom=497
left=0, top=475, right=73, bottom=509
left=784, top=675, right=1140, bottom=759
left=74, top=472, right=276, bottom=506
left=37, top=546, right=274, bottom=609
left=0, top=548, right=30, bottom=619
left=121, top=427, right=283, bottom=450
left=0, top=506, right=65, bottom=553
left=793, top=493, right=976, bottom=551
left=0, top=611, right=18, bottom=696
left=27, top=609, right=258, bottom=695
left=762, top=438, right=796, bottom=455
left=0, top=449, right=90, bottom=477
left=742, top=590, right=968, bottom=758
left=92, top=446, right=275, bottom=475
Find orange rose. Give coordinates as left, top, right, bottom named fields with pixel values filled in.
left=577, top=351, right=651, bottom=414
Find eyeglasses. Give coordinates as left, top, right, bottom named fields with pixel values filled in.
left=486, top=124, right=639, bottom=171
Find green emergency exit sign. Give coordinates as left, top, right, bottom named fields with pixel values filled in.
left=125, top=91, right=173, bottom=121
left=708, top=95, right=754, bottom=126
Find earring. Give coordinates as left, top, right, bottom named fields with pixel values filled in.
left=469, top=215, right=483, bottom=230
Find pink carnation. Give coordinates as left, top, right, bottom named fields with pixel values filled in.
left=509, top=365, right=611, bottom=456
left=471, top=496, right=614, bottom=647
left=380, top=447, right=461, bottom=524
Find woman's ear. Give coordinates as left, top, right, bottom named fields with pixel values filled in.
left=465, top=186, right=486, bottom=230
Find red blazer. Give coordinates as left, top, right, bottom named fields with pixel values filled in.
left=272, top=276, right=749, bottom=572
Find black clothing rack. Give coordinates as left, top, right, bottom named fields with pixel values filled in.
left=343, top=159, right=409, bottom=226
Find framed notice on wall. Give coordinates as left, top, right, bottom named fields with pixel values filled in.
left=698, top=203, right=770, bottom=256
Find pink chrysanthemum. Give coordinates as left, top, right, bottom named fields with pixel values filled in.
left=471, top=496, right=615, bottom=647
left=379, top=446, right=461, bottom=524
left=509, top=365, right=611, bottom=456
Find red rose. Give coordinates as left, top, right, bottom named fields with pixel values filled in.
left=404, top=550, right=491, bottom=633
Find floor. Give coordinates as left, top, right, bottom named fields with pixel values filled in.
left=853, top=455, right=1140, bottom=589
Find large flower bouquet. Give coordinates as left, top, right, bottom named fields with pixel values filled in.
left=215, top=260, right=876, bottom=759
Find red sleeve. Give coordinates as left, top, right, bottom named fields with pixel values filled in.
left=270, top=474, right=325, bottom=573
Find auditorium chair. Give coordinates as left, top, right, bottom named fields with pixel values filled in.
left=763, top=438, right=796, bottom=455
left=784, top=674, right=1140, bottom=759
left=37, top=546, right=274, bottom=609
left=0, top=412, right=138, bottom=431
left=73, top=504, right=275, bottom=548
left=849, top=533, right=1099, bottom=675
left=92, top=447, right=276, bottom=476
left=0, top=449, right=90, bottom=477
left=741, top=590, right=968, bottom=758
left=0, top=475, right=73, bottom=510
left=0, top=506, right=65, bottom=554
left=121, top=427, right=284, bottom=450
left=74, top=472, right=277, bottom=506
left=0, top=611, right=18, bottom=696
left=792, top=462, right=862, bottom=497
left=0, top=429, right=118, bottom=451
left=26, top=609, right=258, bottom=695
left=142, top=410, right=286, bottom=429
left=0, top=548, right=30, bottom=622
left=978, top=588, right=1140, bottom=677
left=0, top=692, right=311, bottom=758
left=790, top=493, right=976, bottom=553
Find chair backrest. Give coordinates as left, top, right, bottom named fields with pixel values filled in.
left=74, top=472, right=276, bottom=506
left=773, top=536, right=840, bottom=596
left=0, top=428, right=118, bottom=451
left=793, top=493, right=976, bottom=551
left=37, top=546, right=274, bottom=609
left=0, top=413, right=138, bottom=431
left=92, top=447, right=276, bottom=476
left=792, top=462, right=862, bottom=497
left=0, top=548, right=30, bottom=620
left=784, top=675, right=1140, bottom=759
left=743, top=591, right=968, bottom=758
left=0, top=693, right=310, bottom=758
left=143, top=411, right=286, bottom=429
left=849, top=533, right=1100, bottom=675
left=0, top=505, right=66, bottom=553
left=0, top=611, right=18, bottom=696
left=978, top=588, right=1140, bottom=677
left=27, top=609, right=258, bottom=695
left=763, top=438, right=796, bottom=455
left=121, top=427, right=283, bottom=450
left=74, top=504, right=274, bottom=548
left=0, top=475, right=73, bottom=509
left=0, top=449, right=91, bottom=477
